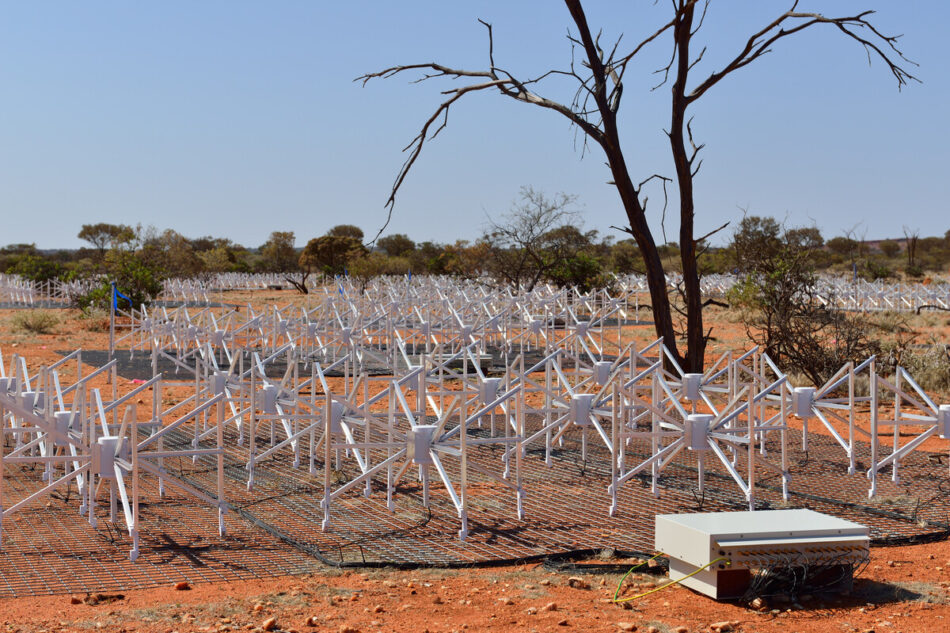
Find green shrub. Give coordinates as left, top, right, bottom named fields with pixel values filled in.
left=864, top=259, right=893, bottom=280
left=6, top=254, right=63, bottom=283
left=899, top=345, right=950, bottom=395
left=74, top=250, right=163, bottom=311
left=11, top=310, right=58, bottom=334
left=77, top=306, right=111, bottom=332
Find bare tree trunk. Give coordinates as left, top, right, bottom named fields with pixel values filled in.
left=669, top=2, right=705, bottom=372
left=360, top=0, right=914, bottom=374
left=565, top=0, right=683, bottom=366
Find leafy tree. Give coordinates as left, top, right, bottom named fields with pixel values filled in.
left=410, top=241, right=450, bottom=274
left=74, top=249, right=163, bottom=312
left=260, top=231, right=298, bottom=273
left=377, top=233, right=416, bottom=258
left=442, top=239, right=490, bottom=278
left=349, top=252, right=410, bottom=292
left=326, top=224, right=365, bottom=242
left=879, top=239, right=900, bottom=258
left=826, top=236, right=857, bottom=258
left=197, top=246, right=233, bottom=272
left=139, top=229, right=202, bottom=278
left=729, top=217, right=878, bottom=385
left=78, top=223, right=135, bottom=258
left=7, top=254, right=63, bottom=283
left=609, top=239, right=642, bottom=274
left=292, top=235, right=367, bottom=293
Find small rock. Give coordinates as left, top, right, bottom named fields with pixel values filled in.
left=339, top=626, right=360, bottom=633
left=500, top=597, right=514, bottom=606
left=557, top=619, right=569, bottom=626
left=673, top=627, right=688, bottom=633
left=567, top=577, right=591, bottom=590
left=750, top=596, right=768, bottom=611
left=261, top=618, right=277, bottom=632
left=69, top=596, right=82, bottom=605
left=539, top=579, right=552, bottom=586
left=174, top=581, right=191, bottom=591
left=432, top=595, right=443, bottom=605
left=617, top=623, right=637, bottom=632
left=645, top=627, right=659, bottom=633
left=305, top=616, right=318, bottom=627
left=525, top=607, right=538, bottom=615
left=253, top=603, right=264, bottom=612
left=542, top=602, right=558, bottom=612
left=710, top=622, right=733, bottom=633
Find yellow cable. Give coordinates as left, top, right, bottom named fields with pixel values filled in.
left=613, top=552, right=665, bottom=602
left=613, top=556, right=731, bottom=603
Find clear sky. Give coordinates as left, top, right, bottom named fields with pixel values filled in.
left=1, top=1, right=947, bottom=250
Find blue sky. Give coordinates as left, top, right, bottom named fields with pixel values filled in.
left=1, top=1, right=946, bottom=249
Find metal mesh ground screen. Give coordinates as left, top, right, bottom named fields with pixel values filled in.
left=2, top=406, right=949, bottom=597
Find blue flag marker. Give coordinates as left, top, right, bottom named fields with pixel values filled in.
left=112, top=284, right=134, bottom=309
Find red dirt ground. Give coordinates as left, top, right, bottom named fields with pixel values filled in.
left=2, top=294, right=950, bottom=633
left=2, top=542, right=950, bottom=633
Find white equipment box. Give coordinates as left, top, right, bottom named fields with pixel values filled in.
left=655, top=509, right=869, bottom=599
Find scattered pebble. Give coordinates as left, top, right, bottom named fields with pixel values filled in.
left=567, top=577, right=591, bottom=590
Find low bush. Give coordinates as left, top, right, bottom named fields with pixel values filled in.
left=77, top=306, right=111, bottom=332
left=11, top=310, right=58, bottom=334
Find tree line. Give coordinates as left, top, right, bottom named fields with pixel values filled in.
left=3, top=206, right=949, bottom=304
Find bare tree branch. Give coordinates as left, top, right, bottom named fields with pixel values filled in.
left=687, top=5, right=918, bottom=103
left=695, top=221, right=730, bottom=245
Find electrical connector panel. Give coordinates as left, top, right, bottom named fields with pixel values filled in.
left=655, top=509, right=869, bottom=599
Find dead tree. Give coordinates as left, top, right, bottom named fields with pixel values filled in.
left=484, top=187, right=579, bottom=292
left=358, top=1, right=916, bottom=371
